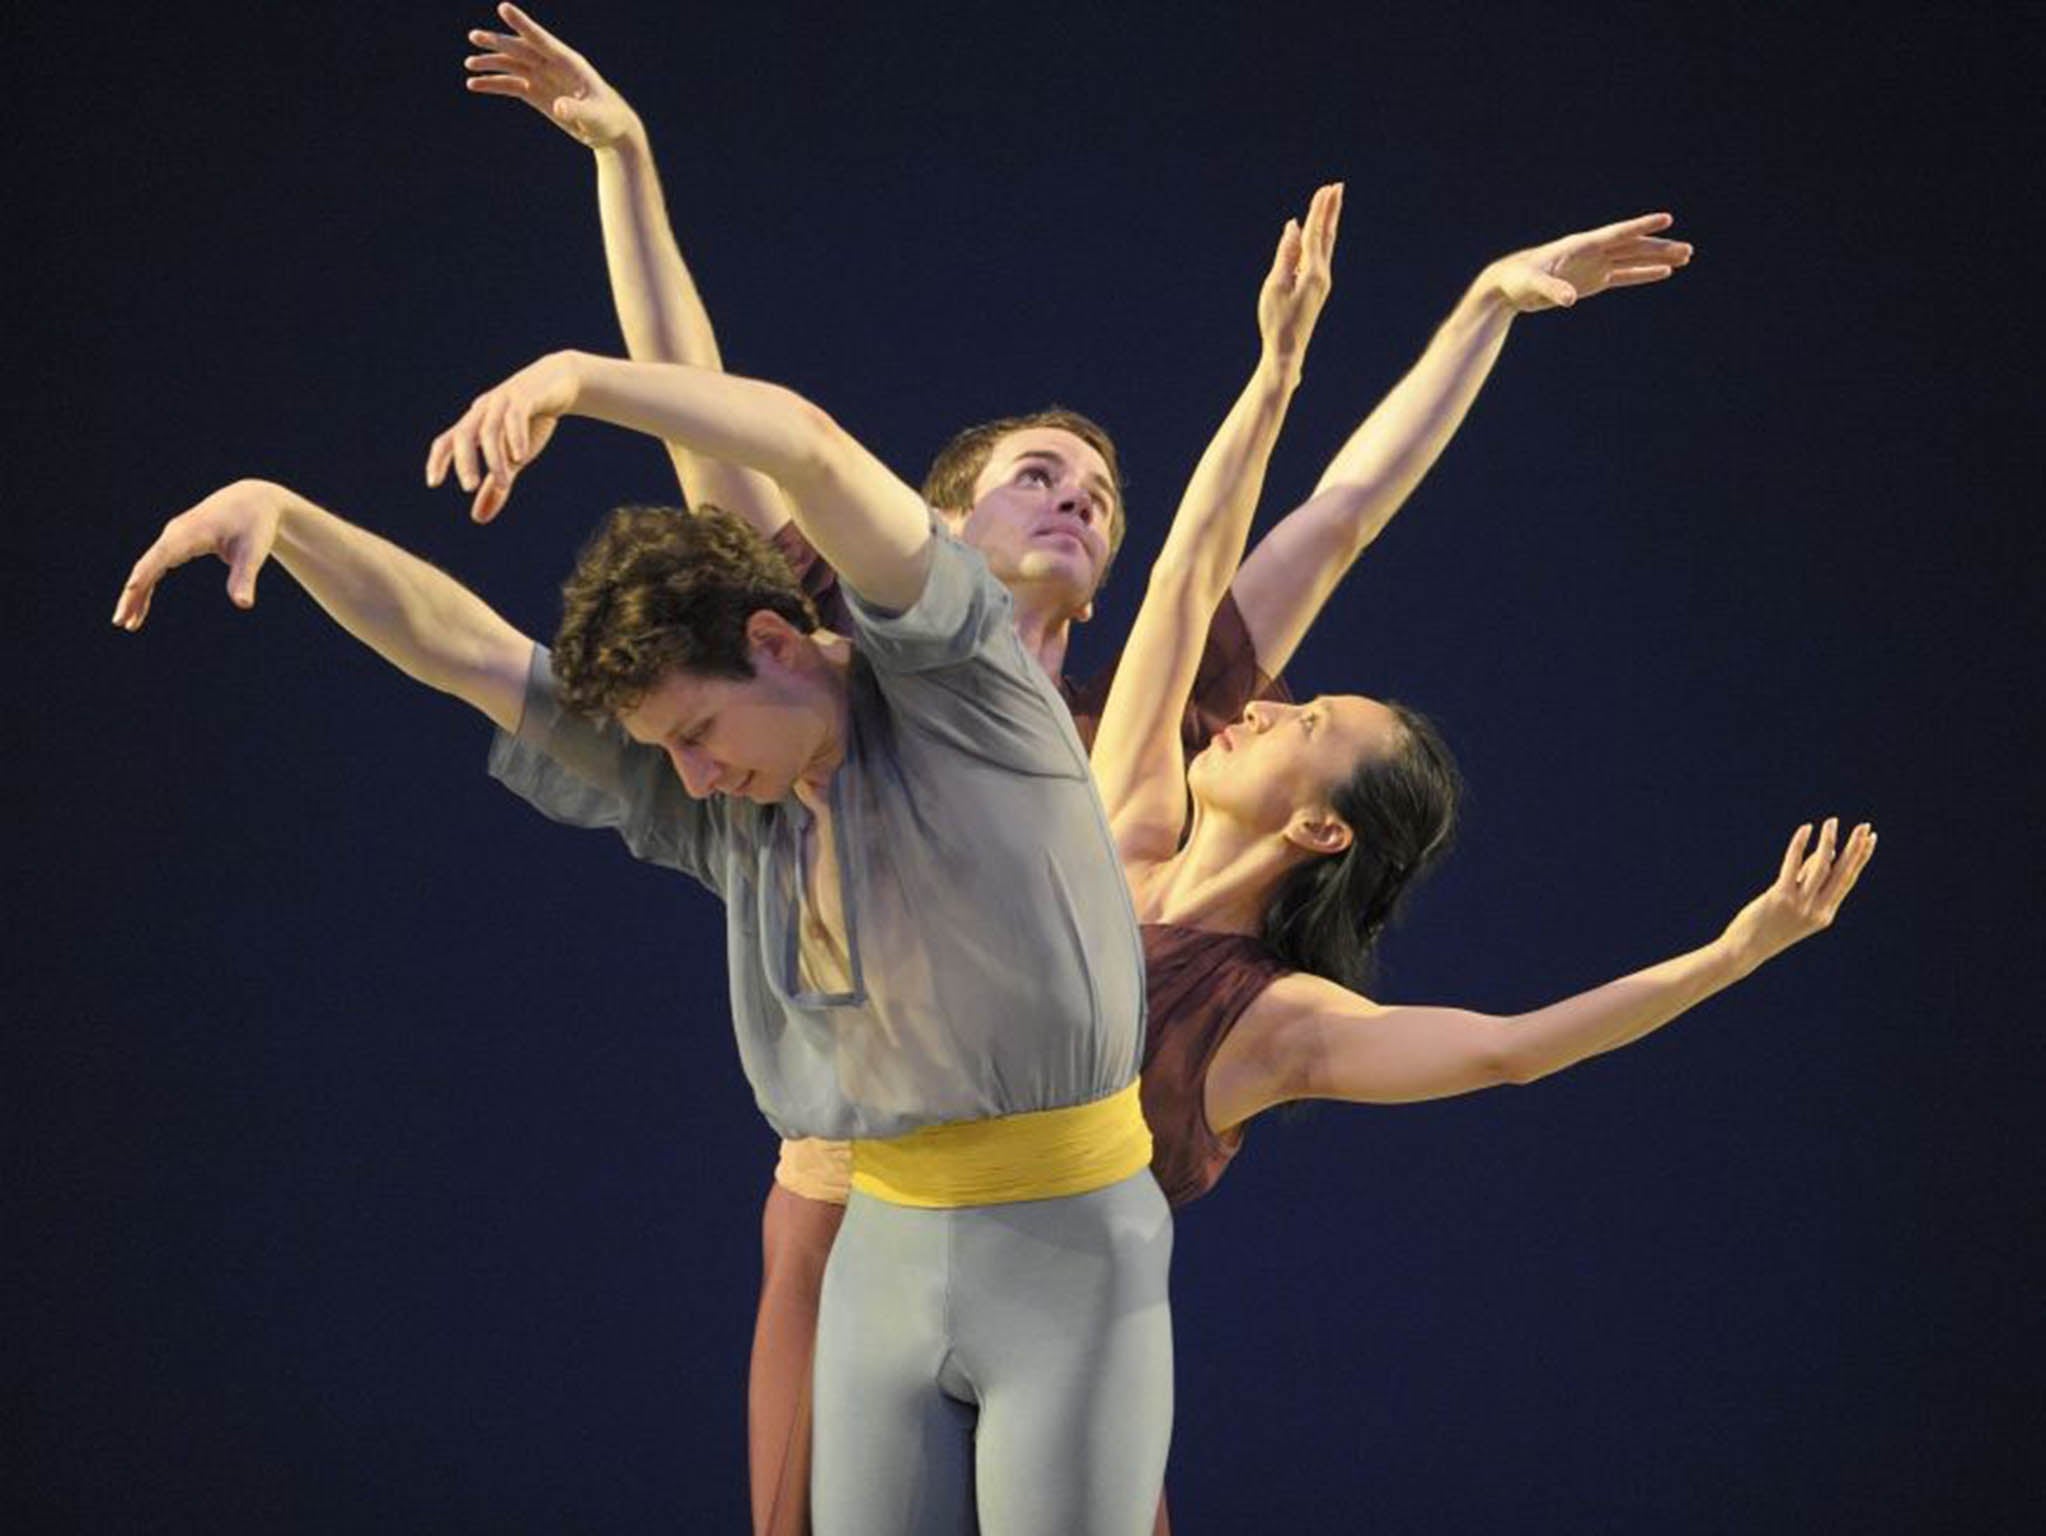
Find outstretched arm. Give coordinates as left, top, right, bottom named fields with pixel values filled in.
left=1230, top=212, right=1692, bottom=675
left=428, top=352, right=933, bottom=611
left=1089, top=185, right=1341, bottom=861
left=463, top=4, right=791, bottom=536
left=114, top=480, right=533, bottom=732
left=1216, top=820, right=1875, bottom=1124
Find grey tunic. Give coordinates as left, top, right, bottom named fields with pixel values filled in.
left=489, top=530, right=1147, bottom=1143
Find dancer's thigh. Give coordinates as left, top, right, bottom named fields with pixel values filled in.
left=810, top=1195, right=975, bottom=1536
left=967, top=1171, right=1175, bottom=1536
left=750, top=1180, right=845, bottom=1536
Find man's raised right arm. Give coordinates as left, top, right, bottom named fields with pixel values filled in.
left=114, top=479, right=533, bottom=733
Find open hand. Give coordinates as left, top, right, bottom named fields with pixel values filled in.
left=464, top=3, right=637, bottom=149
left=1258, top=182, right=1342, bottom=369
left=113, top=480, right=287, bottom=631
left=1719, top=818, right=1877, bottom=973
left=425, top=352, right=580, bottom=523
left=1486, top=212, right=1692, bottom=313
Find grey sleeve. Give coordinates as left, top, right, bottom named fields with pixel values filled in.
left=487, top=644, right=728, bottom=893
left=842, top=531, right=1087, bottom=778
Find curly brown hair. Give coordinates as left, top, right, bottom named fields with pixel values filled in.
left=552, top=504, right=818, bottom=719
left=920, top=407, right=1128, bottom=571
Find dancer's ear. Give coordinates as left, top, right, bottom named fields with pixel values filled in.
left=1283, top=808, right=1352, bottom=857
left=745, top=608, right=806, bottom=667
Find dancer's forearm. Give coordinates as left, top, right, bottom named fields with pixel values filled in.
left=1282, top=936, right=1747, bottom=1109
left=117, top=480, right=532, bottom=730
left=1233, top=210, right=1690, bottom=674
left=1089, top=187, right=1338, bottom=853
left=271, top=491, right=532, bottom=729
left=1271, top=822, right=1874, bottom=1110
left=592, top=132, right=790, bottom=533
left=566, top=356, right=932, bottom=609
left=1151, top=354, right=1301, bottom=600
left=1230, top=278, right=1514, bottom=673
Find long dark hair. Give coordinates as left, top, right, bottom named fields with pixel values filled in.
left=1258, top=702, right=1462, bottom=992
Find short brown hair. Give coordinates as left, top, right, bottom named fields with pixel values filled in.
left=552, top=504, right=817, bottom=719
left=921, top=406, right=1128, bottom=568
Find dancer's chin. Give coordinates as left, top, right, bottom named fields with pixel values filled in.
left=1011, top=550, right=1094, bottom=600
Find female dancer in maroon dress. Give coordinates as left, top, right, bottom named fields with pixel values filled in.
left=1088, top=269, right=1876, bottom=1532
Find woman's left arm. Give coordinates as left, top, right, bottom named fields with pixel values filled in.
left=1089, top=185, right=1339, bottom=861
left=1229, top=820, right=1875, bottom=1119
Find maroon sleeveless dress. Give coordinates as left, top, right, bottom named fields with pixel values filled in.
left=1139, top=924, right=1293, bottom=1208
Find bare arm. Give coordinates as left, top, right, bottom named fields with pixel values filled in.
left=1089, top=185, right=1341, bottom=862
left=1215, top=820, right=1875, bottom=1124
left=114, top=480, right=533, bottom=732
left=1231, top=212, right=1693, bottom=675
left=428, top=351, right=933, bottom=611
left=464, top=4, right=791, bottom=535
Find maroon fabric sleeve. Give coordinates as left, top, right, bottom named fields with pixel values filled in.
left=766, top=521, right=855, bottom=634
left=1139, top=924, right=1291, bottom=1207
left=1063, top=588, right=1291, bottom=756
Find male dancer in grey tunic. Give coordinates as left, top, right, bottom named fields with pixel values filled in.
left=119, top=442, right=1170, bottom=1533
left=423, top=347, right=1173, bottom=1534
left=489, top=511, right=1168, bottom=1532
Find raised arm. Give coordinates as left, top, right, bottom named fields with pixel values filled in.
left=1230, top=212, right=1693, bottom=675
left=463, top=4, right=791, bottom=537
left=1089, top=185, right=1341, bottom=862
left=113, top=479, right=533, bottom=731
left=1213, top=820, right=1875, bottom=1126
left=427, top=352, right=933, bottom=610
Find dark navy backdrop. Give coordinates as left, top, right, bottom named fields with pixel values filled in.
left=10, top=2, right=2038, bottom=1531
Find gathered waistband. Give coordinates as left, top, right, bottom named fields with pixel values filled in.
left=850, top=1081, right=1151, bottom=1209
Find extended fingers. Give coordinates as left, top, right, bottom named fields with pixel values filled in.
left=1303, top=181, right=1342, bottom=269
left=426, top=403, right=486, bottom=492
left=469, top=27, right=543, bottom=62
left=1595, top=211, right=1675, bottom=241
left=1817, top=823, right=1877, bottom=917
left=426, top=427, right=456, bottom=488
left=450, top=407, right=485, bottom=494
left=476, top=392, right=510, bottom=487
left=472, top=473, right=512, bottom=524
left=466, top=73, right=538, bottom=99
left=465, top=53, right=536, bottom=82
left=113, top=546, right=167, bottom=629
left=1777, top=822, right=1814, bottom=887
left=1797, top=817, right=1840, bottom=890
left=506, top=396, right=533, bottom=464
left=499, top=2, right=571, bottom=56
left=224, top=536, right=266, bottom=609
left=1268, top=217, right=1303, bottom=288
left=1613, top=234, right=1691, bottom=262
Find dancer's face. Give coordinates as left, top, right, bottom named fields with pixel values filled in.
left=947, top=428, right=1119, bottom=614
left=1188, top=696, right=1404, bottom=838
left=617, top=614, right=834, bottom=803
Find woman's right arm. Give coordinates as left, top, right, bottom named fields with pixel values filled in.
left=114, top=479, right=533, bottom=733
left=465, top=3, right=792, bottom=537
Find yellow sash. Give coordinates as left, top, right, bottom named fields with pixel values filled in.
left=850, top=1081, right=1151, bottom=1209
